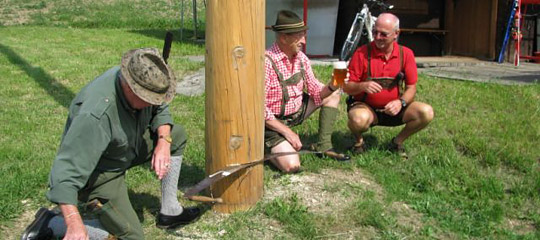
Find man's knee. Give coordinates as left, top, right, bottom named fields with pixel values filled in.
left=170, top=125, right=188, bottom=156
left=417, top=103, right=434, bottom=124
left=279, top=158, right=301, bottom=173
left=348, top=109, right=373, bottom=129
left=283, top=165, right=300, bottom=173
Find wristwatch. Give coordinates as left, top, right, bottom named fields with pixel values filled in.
left=159, top=135, right=173, bottom=143
left=399, top=98, right=407, bottom=108
left=327, top=84, right=338, bottom=92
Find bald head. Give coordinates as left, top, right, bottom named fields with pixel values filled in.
left=373, top=13, right=400, bottom=52
left=376, top=13, right=400, bottom=31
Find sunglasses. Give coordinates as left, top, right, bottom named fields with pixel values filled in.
left=372, top=30, right=394, bottom=38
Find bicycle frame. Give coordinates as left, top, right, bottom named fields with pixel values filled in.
left=340, top=4, right=374, bottom=61
left=340, top=0, right=393, bottom=61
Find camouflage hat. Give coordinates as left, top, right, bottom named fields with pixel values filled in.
left=120, top=48, right=176, bottom=105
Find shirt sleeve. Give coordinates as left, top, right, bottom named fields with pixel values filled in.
left=150, top=104, right=174, bottom=132
left=403, top=48, right=418, bottom=85
left=46, top=113, right=111, bottom=205
left=264, top=57, right=277, bottom=121
left=303, top=57, right=324, bottom=106
left=348, top=48, right=365, bottom=83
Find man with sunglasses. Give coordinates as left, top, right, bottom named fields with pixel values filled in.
left=343, top=13, right=434, bottom=158
left=264, top=10, right=351, bottom=173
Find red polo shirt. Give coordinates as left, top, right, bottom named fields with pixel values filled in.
left=348, top=41, right=417, bottom=109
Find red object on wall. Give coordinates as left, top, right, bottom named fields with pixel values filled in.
left=517, top=0, right=540, bottom=64
left=522, top=0, right=540, bottom=4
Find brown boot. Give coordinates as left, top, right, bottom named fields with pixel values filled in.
left=317, top=148, right=351, bottom=162
left=389, top=137, right=408, bottom=159
left=351, top=142, right=366, bottom=154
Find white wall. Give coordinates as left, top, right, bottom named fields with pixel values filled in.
left=265, top=0, right=340, bottom=56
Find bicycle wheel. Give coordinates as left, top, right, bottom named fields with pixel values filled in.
left=340, top=16, right=365, bottom=61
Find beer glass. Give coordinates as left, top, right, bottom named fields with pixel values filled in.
left=332, top=61, right=347, bottom=87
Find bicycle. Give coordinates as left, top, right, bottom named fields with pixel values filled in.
left=340, top=0, right=394, bottom=61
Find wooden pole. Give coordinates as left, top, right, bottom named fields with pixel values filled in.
left=205, top=0, right=265, bottom=213
left=193, top=0, right=198, bottom=39
left=444, top=0, right=454, bottom=55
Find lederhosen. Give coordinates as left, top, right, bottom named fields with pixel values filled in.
left=346, top=44, right=407, bottom=126
left=264, top=55, right=311, bottom=148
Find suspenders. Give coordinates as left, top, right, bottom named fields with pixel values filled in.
left=367, top=44, right=405, bottom=94
left=265, top=55, right=306, bottom=118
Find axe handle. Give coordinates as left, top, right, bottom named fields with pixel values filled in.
left=162, top=31, right=173, bottom=63
left=188, top=195, right=224, bottom=203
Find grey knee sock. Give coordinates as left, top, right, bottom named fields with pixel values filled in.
left=160, top=155, right=184, bottom=216
left=48, top=216, right=110, bottom=240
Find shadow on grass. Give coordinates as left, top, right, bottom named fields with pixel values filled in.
left=0, top=43, right=74, bottom=108
left=128, top=29, right=205, bottom=45
left=178, top=162, right=206, bottom=187
left=129, top=190, right=160, bottom=223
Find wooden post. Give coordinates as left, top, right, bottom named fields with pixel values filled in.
left=444, top=0, right=454, bottom=55
left=205, top=0, right=265, bottom=213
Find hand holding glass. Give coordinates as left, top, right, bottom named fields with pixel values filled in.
left=332, top=61, right=348, bottom=87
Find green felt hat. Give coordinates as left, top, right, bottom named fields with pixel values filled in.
left=272, top=10, right=308, bottom=33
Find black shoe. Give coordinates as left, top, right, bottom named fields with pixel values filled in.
left=156, top=207, right=201, bottom=229
left=21, top=208, right=55, bottom=240
left=316, top=148, right=351, bottom=162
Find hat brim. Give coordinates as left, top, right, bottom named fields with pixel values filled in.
left=120, top=49, right=177, bottom=105
left=272, top=25, right=309, bottom=33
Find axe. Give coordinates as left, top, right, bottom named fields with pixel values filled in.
left=162, top=31, right=173, bottom=64
left=184, top=151, right=318, bottom=203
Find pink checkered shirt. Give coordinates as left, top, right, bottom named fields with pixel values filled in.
left=265, top=43, right=324, bottom=121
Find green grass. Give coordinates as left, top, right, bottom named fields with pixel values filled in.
left=263, top=194, right=322, bottom=239
left=1, top=0, right=205, bottom=31
left=1, top=1, right=540, bottom=239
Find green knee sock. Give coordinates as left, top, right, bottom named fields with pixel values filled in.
left=317, top=106, right=339, bottom=151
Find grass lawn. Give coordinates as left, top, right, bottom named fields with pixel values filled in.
left=1, top=1, right=539, bottom=239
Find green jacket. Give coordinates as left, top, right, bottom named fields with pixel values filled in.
left=46, top=66, right=174, bottom=205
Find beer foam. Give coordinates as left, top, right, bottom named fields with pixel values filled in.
left=333, top=61, right=347, bottom=69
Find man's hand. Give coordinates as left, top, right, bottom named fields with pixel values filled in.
left=152, top=124, right=172, bottom=180
left=384, top=99, right=402, bottom=116
left=265, top=119, right=302, bottom=151
left=361, top=81, right=383, bottom=94
left=282, top=129, right=302, bottom=151
left=60, top=204, right=88, bottom=240
left=152, top=140, right=171, bottom=180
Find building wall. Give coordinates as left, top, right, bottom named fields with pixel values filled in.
left=448, top=0, right=498, bottom=59
left=265, top=0, right=339, bottom=56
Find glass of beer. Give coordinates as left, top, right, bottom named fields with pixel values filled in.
left=332, top=61, right=347, bottom=87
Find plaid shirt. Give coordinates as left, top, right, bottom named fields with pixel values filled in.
left=265, top=43, right=324, bottom=121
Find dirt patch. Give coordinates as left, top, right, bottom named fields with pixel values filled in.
left=264, top=169, right=425, bottom=237
left=506, top=218, right=537, bottom=235
left=176, top=68, right=205, bottom=97
left=264, top=169, right=384, bottom=215
left=165, top=211, right=291, bottom=240
left=0, top=3, right=52, bottom=26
